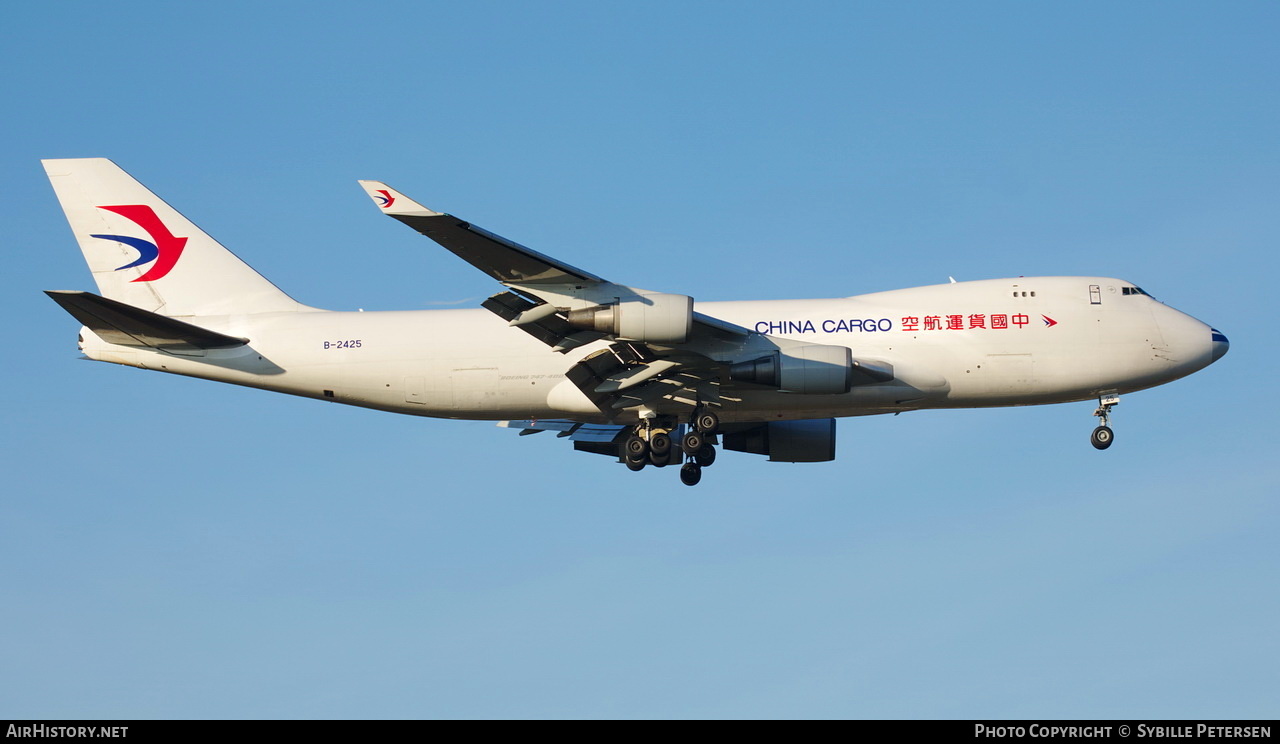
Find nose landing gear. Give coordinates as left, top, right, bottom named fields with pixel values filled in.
left=1091, top=395, right=1119, bottom=450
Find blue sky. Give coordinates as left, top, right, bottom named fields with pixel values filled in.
left=2, top=1, right=1276, bottom=719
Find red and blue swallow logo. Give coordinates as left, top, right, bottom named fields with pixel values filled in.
left=1042, top=314, right=1058, bottom=327
left=374, top=189, right=395, bottom=209
left=89, top=205, right=188, bottom=282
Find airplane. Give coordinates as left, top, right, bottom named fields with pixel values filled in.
left=43, top=158, right=1229, bottom=486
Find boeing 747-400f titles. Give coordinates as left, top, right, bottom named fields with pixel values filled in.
left=44, top=158, right=1229, bottom=486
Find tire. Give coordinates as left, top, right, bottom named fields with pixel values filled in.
left=625, top=455, right=646, bottom=471
left=695, top=444, right=716, bottom=467
left=645, top=440, right=675, bottom=463
left=680, top=463, right=702, bottom=486
left=649, top=432, right=671, bottom=456
left=681, top=431, right=704, bottom=455
left=624, top=435, right=648, bottom=458
left=1090, top=425, right=1114, bottom=450
left=695, top=411, right=720, bottom=434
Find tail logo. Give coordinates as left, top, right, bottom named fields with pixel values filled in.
left=89, top=205, right=188, bottom=282
left=374, top=189, right=396, bottom=209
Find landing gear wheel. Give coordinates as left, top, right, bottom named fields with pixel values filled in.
left=625, top=455, right=647, bottom=471
left=679, top=462, right=702, bottom=486
left=695, top=444, right=716, bottom=467
left=1091, top=395, right=1119, bottom=451
left=695, top=410, right=720, bottom=434
left=681, top=431, right=704, bottom=455
left=649, top=432, right=672, bottom=466
left=624, top=435, right=648, bottom=458
left=648, top=432, right=672, bottom=467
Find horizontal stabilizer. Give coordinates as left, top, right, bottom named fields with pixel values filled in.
left=45, top=290, right=248, bottom=351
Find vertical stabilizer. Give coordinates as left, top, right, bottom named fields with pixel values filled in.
left=43, top=158, right=302, bottom=317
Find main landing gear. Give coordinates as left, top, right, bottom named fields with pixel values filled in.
left=622, top=408, right=720, bottom=486
left=1091, top=395, right=1119, bottom=450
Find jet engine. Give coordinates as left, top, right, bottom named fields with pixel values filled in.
left=729, top=344, right=854, bottom=394
left=565, top=293, right=693, bottom=344
left=722, top=419, right=837, bottom=462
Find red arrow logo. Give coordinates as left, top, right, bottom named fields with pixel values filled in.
left=96, top=205, right=188, bottom=282
left=1042, top=314, right=1058, bottom=327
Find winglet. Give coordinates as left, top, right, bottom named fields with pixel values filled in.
left=357, top=180, right=440, bottom=216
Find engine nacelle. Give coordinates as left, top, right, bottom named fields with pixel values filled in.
left=729, top=344, right=853, bottom=394
left=565, top=293, right=693, bottom=344
left=723, top=419, right=837, bottom=462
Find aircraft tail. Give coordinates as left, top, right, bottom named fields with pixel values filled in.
left=43, top=158, right=302, bottom=317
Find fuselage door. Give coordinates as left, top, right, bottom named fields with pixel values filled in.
left=451, top=367, right=501, bottom=412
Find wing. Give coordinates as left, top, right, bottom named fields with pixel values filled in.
left=356, top=182, right=603, bottom=285
left=359, top=181, right=880, bottom=417
left=497, top=419, right=630, bottom=458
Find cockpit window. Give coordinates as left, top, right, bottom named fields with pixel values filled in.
left=1122, top=286, right=1155, bottom=299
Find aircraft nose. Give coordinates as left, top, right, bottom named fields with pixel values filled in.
left=1211, top=328, right=1230, bottom=362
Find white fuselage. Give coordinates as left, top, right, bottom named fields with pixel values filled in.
left=75, top=276, right=1222, bottom=424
